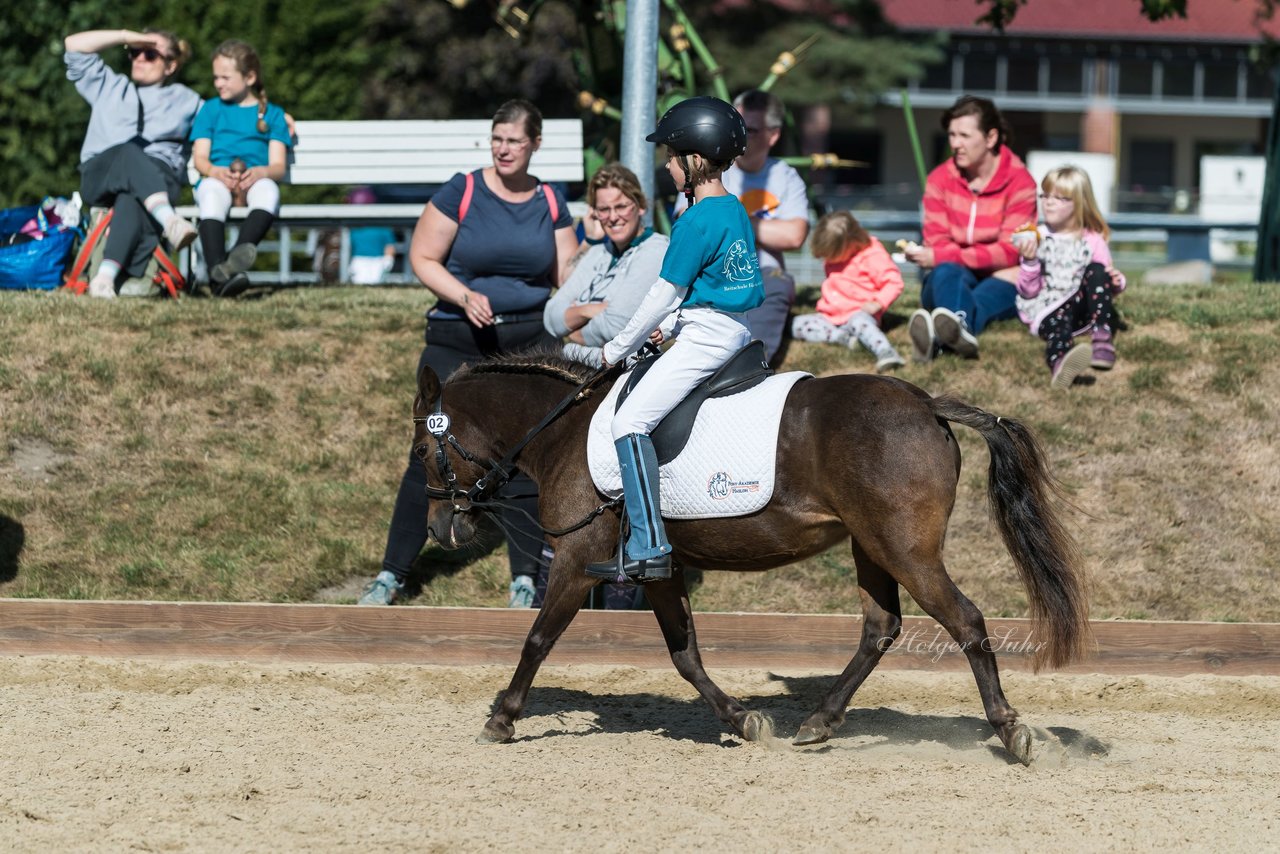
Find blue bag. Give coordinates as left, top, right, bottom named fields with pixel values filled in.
left=0, top=205, right=79, bottom=290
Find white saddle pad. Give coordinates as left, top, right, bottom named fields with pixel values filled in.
left=587, top=371, right=811, bottom=519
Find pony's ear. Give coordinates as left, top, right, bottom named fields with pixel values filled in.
left=417, top=365, right=441, bottom=407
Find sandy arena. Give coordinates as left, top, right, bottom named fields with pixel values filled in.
left=1, top=655, right=1277, bottom=851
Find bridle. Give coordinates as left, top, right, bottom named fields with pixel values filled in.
left=412, top=403, right=499, bottom=509
left=411, top=356, right=634, bottom=537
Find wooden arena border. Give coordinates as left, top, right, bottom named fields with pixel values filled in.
left=1, top=600, right=1277, bottom=676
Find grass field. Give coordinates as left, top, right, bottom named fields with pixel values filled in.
left=1, top=274, right=1278, bottom=621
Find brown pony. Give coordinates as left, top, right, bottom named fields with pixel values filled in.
left=412, top=351, right=1090, bottom=765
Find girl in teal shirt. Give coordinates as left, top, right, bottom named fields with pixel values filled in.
left=587, top=97, right=764, bottom=583
left=190, top=39, right=292, bottom=296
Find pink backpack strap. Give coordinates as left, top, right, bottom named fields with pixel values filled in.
left=458, top=170, right=477, bottom=223
left=541, top=183, right=559, bottom=222
left=460, top=172, right=559, bottom=223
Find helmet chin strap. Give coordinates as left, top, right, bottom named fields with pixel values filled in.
left=678, top=152, right=696, bottom=207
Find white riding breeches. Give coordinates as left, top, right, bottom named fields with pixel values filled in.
left=610, top=306, right=752, bottom=439
left=194, top=177, right=282, bottom=220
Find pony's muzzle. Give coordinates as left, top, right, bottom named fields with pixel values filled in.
left=426, top=504, right=476, bottom=550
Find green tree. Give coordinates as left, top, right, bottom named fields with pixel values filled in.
left=359, top=0, right=581, bottom=120
left=1, top=0, right=376, bottom=208
left=685, top=0, right=943, bottom=111
left=5, top=0, right=1264, bottom=210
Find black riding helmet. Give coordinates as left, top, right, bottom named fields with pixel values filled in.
left=647, top=96, right=747, bottom=206
left=647, top=96, right=747, bottom=161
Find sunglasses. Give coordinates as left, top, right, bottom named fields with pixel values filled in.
left=125, top=47, right=170, bottom=62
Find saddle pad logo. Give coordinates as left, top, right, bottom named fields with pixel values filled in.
left=707, top=470, right=761, bottom=500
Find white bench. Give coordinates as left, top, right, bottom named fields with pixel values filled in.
left=177, top=118, right=586, bottom=284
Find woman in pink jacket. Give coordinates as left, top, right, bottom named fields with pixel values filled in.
left=790, top=210, right=905, bottom=372
left=903, top=95, right=1037, bottom=362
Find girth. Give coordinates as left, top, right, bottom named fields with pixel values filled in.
left=615, top=339, right=772, bottom=465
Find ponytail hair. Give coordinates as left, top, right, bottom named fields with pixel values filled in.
left=145, top=28, right=191, bottom=76
left=492, top=99, right=543, bottom=142
left=212, top=39, right=269, bottom=133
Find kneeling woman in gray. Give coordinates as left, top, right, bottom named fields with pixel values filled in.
left=544, top=163, right=669, bottom=367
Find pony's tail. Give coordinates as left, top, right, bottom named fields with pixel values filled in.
left=929, top=395, right=1092, bottom=670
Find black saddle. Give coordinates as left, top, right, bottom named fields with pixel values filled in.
left=614, top=340, right=773, bottom=465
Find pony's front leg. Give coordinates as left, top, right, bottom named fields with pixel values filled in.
left=479, top=557, right=596, bottom=744
left=644, top=576, right=768, bottom=741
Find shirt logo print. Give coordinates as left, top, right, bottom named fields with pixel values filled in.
left=723, top=239, right=756, bottom=282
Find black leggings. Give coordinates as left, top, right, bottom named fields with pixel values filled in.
left=1038, top=263, right=1117, bottom=368
left=381, top=315, right=556, bottom=582
left=79, top=143, right=184, bottom=276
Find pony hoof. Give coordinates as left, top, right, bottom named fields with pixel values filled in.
left=477, top=720, right=515, bottom=744
left=739, top=711, right=772, bottom=742
left=1003, top=723, right=1033, bottom=766
left=792, top=724, right=831, bottom=746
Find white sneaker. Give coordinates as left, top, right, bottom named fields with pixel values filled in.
left=87, top=275, right=117, bottom=299
left=932, top=308, right=979, bottom=358
left=163, top=216, right=198, bottom=252
left=875, top=351, right=906, bottom=373
left=908, top=309, right=935, bottom=363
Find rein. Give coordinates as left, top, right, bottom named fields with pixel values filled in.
left=412, top=357, right=629, bottom=537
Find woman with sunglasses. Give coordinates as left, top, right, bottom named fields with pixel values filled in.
left=358, top=99, right=579, bottom=608
left=65, top=28, right=202, bottom=298
left=544, top=163, right=669, bottom=368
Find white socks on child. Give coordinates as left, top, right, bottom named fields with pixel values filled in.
left=143, top=192, right=178, bottom=229
left=88, top=259, right=121, bottom=299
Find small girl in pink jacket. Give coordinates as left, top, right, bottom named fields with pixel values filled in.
left=1015, top=165, right=1126, bottom=390
left=790, top=211, right=905, bottom=372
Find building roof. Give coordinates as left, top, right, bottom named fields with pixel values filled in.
left=879, top=0, right=1279, bottom=42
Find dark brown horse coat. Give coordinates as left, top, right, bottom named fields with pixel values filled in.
left=413, top=353, right=1090, bottom=765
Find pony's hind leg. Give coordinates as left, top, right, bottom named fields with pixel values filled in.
left=643, top=576, right=767, bottom=741
left=894, top=564, right=1033, bottom=765
left=479, top=545, right=597, bottom=744
left=795, top=545, right=902, bottom=746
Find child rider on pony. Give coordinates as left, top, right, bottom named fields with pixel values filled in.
left=586, top=97, right=764, bottom=583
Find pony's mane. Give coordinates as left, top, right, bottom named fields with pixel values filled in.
left=452, top=346, right=596, bottom=386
